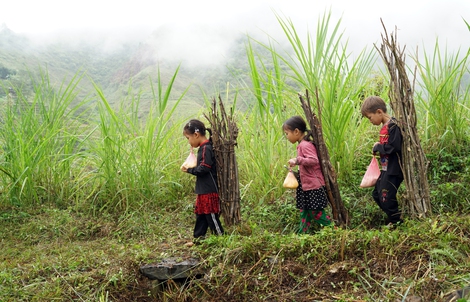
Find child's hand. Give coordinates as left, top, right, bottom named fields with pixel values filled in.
left=181, top=166, right=188, bottom=172
left=373, top=142, right=380, bottom=154
left=288, top=158, right=297, bottom=167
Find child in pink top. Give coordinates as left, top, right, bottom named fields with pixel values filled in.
left=283, top=116, right=333, bottom=233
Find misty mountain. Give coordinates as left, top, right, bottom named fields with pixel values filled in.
left=0, top=24, right=256, bottom=116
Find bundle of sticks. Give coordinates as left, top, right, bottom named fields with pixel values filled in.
left=204, top=96, right=241, bottom=226
left=376, top=20, right=431, bottom=217
left=299, top=90, right=349, bottom=226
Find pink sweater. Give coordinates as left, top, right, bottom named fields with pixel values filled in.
left=296, top=140, right=325, bottom=190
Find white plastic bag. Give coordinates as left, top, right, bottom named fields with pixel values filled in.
left=181, top=149, right=197, bottom=169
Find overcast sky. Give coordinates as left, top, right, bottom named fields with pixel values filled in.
left=1, top=0, right=469, bottom=62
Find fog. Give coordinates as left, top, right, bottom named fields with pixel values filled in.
left=2, top=0, right=470, bottom=67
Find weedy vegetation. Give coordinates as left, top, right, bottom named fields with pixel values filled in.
left=0, top=12, right=469, bottom=302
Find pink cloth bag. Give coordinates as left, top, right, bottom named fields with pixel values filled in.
left=360, top=156, right=380, bottom=188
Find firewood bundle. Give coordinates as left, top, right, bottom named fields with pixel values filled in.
left=376, top=20, right=431, bottom=217
left=299, top=90, right=349, bottom=226
left=205, top=96, right=241, bottom=226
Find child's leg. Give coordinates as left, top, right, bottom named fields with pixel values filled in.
left=372, top=172, right=384, bottom=209
left=311, top=209, right=332, bottom=227
left=298, top=209, right=332, bottom=233
left=375, top=174, right=403, bottom=224
left=194, top=214, right=209, bottom=238
left=298, top=209, right=312, bottom=234
left=205, top=213, right=224, bottom=235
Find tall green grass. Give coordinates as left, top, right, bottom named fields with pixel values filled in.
left=235, top=39, right=298, bottom=204
left=85, top=66, right=190, bottom=213
left=0, top=70, right=90, bottom=206
left=0, top=12, right=468, bottom=219
left=415, top=41, right=470, bottom=153
left=242, top=11, right=377, bottom=187
left=274, top=11, right=378, bottom=180
left=0, top=67, right=192, bottom=213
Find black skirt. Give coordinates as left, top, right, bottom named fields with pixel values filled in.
left=295, top=174, right=328, bottom=210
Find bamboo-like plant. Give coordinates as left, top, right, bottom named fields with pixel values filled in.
left=0, top=70, right=91, bottom=206
left=414, top=41, right=470, bottom=152
left=245, top=11, right=377, bottom=182
left=237, top=11, right=380, bottom=205
left=87, top=66, right=189, bottom=212
left=237, top=39, right=298, bottom=203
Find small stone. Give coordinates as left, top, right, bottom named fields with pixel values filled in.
left=404, top=295, right=422, bottom=302
left=328, top=261, right=347, bottom=274
left=140, top=257, right=200, bottom=280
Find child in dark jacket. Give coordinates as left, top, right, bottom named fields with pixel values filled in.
left=361, top=96, right=404, bottom=225
left=181, top=119, right=224, bottom=241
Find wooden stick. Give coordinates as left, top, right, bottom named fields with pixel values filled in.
left=299, top=90, right=349, bottom=226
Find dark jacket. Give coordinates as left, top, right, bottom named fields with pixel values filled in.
left=373, top=118, right=403, bottom=177
left=187, top=140, right=218, bottom=194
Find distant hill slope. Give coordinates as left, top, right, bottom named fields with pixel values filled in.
left=0, top=25, right=254, bottom=117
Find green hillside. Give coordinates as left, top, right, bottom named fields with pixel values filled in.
left=0, top=25, right=254, bottom=118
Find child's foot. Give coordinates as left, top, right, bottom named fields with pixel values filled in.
left=192, top=237, right=205, bottom=245
left=385, top=220, right=403, bottom=229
